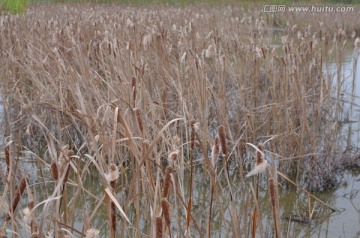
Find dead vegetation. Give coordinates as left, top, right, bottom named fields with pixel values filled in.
left=0, top=3, right=359, bottom=237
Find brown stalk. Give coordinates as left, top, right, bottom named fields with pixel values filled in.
left=110, top=180, right=117, bottom=237
left=26, top=181, right=38, bottom=237
left=186, top=119, right=196, bottom=231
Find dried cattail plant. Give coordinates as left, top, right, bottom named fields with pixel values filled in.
left=4, top=145, right=10, bottom=176
left=6, top=177, right=28, bottom=222
left=162, top=166, right=173, bottom=199
left=51, top=158, right=59, bottom=181
left=217, top=125, right=227, bottom=157
left=155, top=216, right=163, bottom=238
left=85, top=228, right=100, bottom=238
left=131, top=77, right=137, bottom=107
left=211, top=136, right=219, bottom=166
left=161, top=198, right=171, bottom=231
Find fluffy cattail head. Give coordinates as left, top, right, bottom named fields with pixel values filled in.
left=104, top=164, right=119, bottom=184
left=167, top=149, right=178, bottom=167
left=85, top=228, right=100, bottom=238
left=211, top=136, right=219, bottom=166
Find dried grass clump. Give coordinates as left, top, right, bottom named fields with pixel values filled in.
left=0, top=3, right=359, bottom=237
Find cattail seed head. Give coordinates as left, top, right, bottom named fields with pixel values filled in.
left=6, top=177, right=28, bottom=221
left=190, top=119, right=196, bottom=150
left=269, top=178, right=276, bottom=207
left=211, top=137, right=219, bottom=166
left=217, top=125, right=227, bottom=156
left=155, top=216, right=163, bottom=238
left=5, top=145, right=10, bottom=175
left=162, top=166, right=173, bottom=198
left=161, top=198, right=171, bottom=228
left=135, top=108, right=143, bottom=134
left=85, top=228, right=100, bottom=238
left=105, top=164, right=119, bottom=184
left=131, top=77, right=137, bottom=106
left=168, top=149, right=178, bottom=165
left=51, top=158, right=59, bottom=181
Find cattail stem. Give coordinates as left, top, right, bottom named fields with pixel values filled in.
left=186, top=119, right=196, bottom=231
left=110, top=180, right=117, bottom=237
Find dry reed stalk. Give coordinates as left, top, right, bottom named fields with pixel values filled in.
left=268, top=176, right=281, bottom=238
left=186, top=119, right=196, bottom=232
left=105, top=164, right=119, bottom=238
left=26, top=181, right=38, bottom=237
left=218, top=125, right=233, bottom=200
left=6, top=177, right=28, bottom=222
left=252, top=143, right=281, bottom=237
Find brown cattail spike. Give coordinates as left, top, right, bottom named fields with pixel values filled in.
left=131, top=77, right=136, bottom=106
left=155, top=216, right=163, bottom=238
left=190, top=119, right=196, bottom=150
left=6, top=177, right=28, bottom=221
left=136, top=109, right=144, bottom=134
left=162, top=166, right=173, bottom=199
left=5, top=145, right=10, bottom=175
left=51, top=158, right=59, bottom=181
left=161, top=198, right=171, bottom=228
left=217, top=125, right=227, bottom=156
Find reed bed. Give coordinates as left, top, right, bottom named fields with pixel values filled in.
left=0, top=3, right=359, bottom=237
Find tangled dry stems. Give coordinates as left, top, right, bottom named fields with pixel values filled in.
left=0, top=3, right=360, bottom=237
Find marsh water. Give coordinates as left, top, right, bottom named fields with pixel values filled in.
left=1, top=44, right=360, bottom=238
